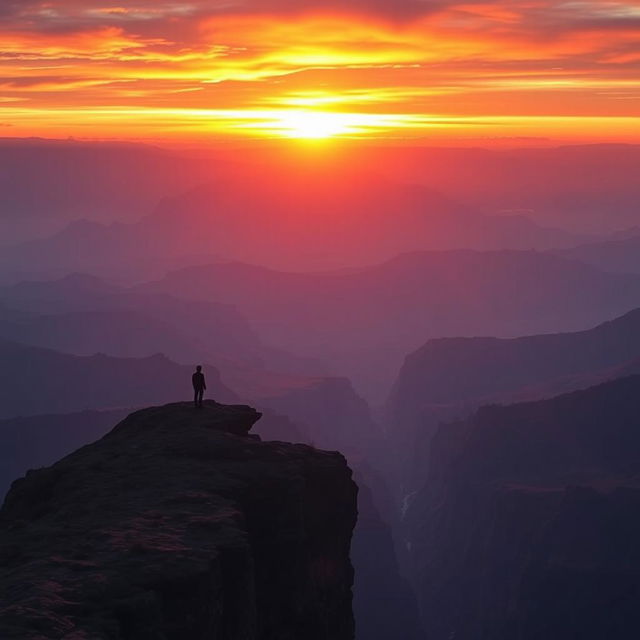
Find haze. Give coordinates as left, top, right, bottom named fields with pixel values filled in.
left=2, top=2, right=640, bottom=639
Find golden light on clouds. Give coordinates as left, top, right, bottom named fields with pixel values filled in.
left=1, top=1, right=640, bottom=142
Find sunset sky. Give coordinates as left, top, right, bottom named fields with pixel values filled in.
left=1, top=0, right=639, bottom=143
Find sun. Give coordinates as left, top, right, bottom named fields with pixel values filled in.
left=226, top=107, right=420, bottom=139
left=275, top=110, right=353, bottom=139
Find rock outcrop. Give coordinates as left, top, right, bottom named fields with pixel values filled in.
left=0, top=401, right=358, bottom=639
left=0, top=404, right=410, bottom=640
left=407, top=375, right=640, bottom=640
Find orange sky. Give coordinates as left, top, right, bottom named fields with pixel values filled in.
left=1, top=1, right=639, bottom=143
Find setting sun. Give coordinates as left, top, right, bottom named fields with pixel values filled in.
left=276, top=110, right=351, bottom=139
left=251, top=109, right=426, bottom=140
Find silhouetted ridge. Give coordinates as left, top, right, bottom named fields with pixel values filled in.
left=0, top=402, right=357, bottom=639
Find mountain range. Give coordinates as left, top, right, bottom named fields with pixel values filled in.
left=555, top=235, right=640, bottom=275
left=142, top=250, right=640, bottom=398
left=0, top=159, right=590, bottom=281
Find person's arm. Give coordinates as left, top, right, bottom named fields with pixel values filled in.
left=203, top=376, right=207, bottom=390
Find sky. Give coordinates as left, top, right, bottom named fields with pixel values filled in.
left=1, top=0, right=639, bottom=143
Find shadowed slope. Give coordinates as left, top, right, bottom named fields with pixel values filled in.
left=408, top=375, right=640, bottom=640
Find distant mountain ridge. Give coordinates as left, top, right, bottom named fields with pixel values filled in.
left=0, top=339, right=239, bottom=420
left=554, top=235, right=640, bottom=275
left=0, top=167, right=589, bottom=281
left=0, top=273, right=320, bottom=375
left=141, top=250, right=640, bottom=398
left=4, top=139, right=640, bottom=235
left=0, top=331, right=380, bottom=463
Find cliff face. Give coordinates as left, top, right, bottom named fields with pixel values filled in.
left=407, top=375, right=640, bottom=640
left=387, top=307, right=640, bottom=491
left=352, top=479, right=425, bottom=640
left=390, top=307, right=640, bottom=424
left=0, top=402, right=358, bottom=640
left=0, top=404, right=413, bottom=640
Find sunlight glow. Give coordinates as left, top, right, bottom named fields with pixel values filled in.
left=273, top=110, right=356, bottom=139
left=2, top=103, right=639, bottom=144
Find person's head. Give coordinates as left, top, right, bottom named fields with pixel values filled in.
left=196, top=365, right=202, bottom=372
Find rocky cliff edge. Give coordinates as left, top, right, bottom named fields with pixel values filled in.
left=0, top=401, right=357, bottom=640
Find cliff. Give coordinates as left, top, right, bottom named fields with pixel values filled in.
left=0, top=404, right=412, bottom=640
left=387, top=307, right=640, bottom=490
left=390, top=307, right=640, bottom=424
left=0, top=401, right=358, bottom=639
left=407, top=375, right=640, bottom=640
left=352, top=479, right=425, bottom=640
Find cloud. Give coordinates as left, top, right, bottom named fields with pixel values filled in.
left=0, top=0, right=639, bottom=141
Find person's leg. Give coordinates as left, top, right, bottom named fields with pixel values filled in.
left=194, top=389, right=199, bottom=407
left=198, top=388, right=204, bottom=406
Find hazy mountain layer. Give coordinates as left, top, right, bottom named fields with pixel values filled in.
left=1, top=153, right=589, bottom=281
left=142, top=250, right=640, bottom=398
left=555, top=235, right=640, bottom=275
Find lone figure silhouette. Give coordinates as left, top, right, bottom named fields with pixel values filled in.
left=192, top=365, right=206, bottom=408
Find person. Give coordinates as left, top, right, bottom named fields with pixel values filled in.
left=192, top=365, right=206, bottom=408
